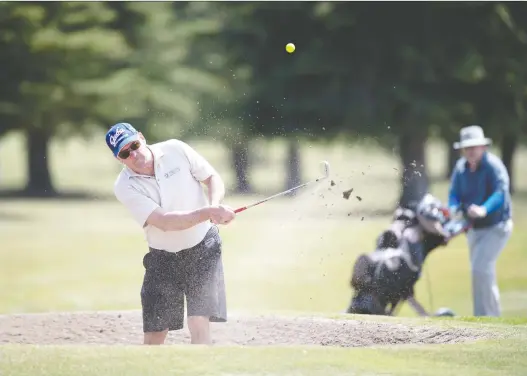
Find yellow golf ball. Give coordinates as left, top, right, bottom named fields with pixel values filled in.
left=286, top=43, right=295, bottom=53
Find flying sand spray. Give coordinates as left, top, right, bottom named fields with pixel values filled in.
left=234, top=160, right=330, bottom=214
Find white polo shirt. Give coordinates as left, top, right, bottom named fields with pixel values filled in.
left=113, top=139, right=216, bottom=253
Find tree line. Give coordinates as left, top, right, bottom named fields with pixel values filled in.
left=1, top=2, right=526, bottom=205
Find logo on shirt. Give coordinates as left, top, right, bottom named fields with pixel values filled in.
left=109, top=128, right=125, bottom=147
left=164, top=167, right=180, bottom=179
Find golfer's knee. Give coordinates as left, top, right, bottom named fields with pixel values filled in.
left=472, top=268, right=495, bottom=284
left=144, top=329, right=168, bottom=345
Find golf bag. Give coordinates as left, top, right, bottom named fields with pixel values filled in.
left=346, top=194, right=470, bottom=316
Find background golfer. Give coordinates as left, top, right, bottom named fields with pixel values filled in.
left=448, top=125, right=513, bottom=317
left=106, top=122, right=236, bottom=345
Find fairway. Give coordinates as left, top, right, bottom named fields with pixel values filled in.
left=1, top=131, right=526, bottom=375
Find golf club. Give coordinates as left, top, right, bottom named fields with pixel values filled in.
left=234, top=160, right=331, bottom=214
left=425, top=214, right=471, bottom=316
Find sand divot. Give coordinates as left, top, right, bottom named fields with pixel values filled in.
left=0, top=310, right=494, bottom=347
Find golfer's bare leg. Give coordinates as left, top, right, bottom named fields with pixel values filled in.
left=187, top=316, right=211, bottom=344
left=144, top=330, right=169, bottom=345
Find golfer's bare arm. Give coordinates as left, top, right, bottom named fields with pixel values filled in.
left=147, top=172, right=229, bottom=231
left=145, top=207, right=213, bottom=232
left=116, top=180, right=220, bottom=232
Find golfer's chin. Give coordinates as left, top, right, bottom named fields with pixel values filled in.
left=126, top=159, right=145, bottom=171
left=466, top=157, right=479, bottom=166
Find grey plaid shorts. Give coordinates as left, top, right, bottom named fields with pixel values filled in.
left=140, top=225, right=227, bottom=332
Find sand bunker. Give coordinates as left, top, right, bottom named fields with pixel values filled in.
left=0, top=310, right=494, bottom=347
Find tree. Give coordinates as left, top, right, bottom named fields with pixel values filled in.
left=88, top=2, right=227, bottom=144
left=436, top=3, right=527, bottom=191
left=478, top=3, right=527, bottom=194
left=184, top=2, right=527, bottom=204
left=0, top=2, right=132, bottom=195
left=185, top=2, right=351, bottom=192
left=0, top=2, right=225, bottom=196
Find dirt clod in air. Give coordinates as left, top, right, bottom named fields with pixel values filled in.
left=342, top=188, right=354, bottom=200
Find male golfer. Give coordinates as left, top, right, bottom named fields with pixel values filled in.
left=448, top=125, right=513, bottom=317
left=106, top=122, right=236, bottom=345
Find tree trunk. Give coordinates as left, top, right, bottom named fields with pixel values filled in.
left=231, top=140, right=252, bottom=194
left=501, top=133, right=517, bottom=195
left=443, top=110, right=472, bottom=180
left=398, top=131, right=429, bottom=208
left=25, top=128, right=56, bottom=196
left=445, top=142, right=458, bottom=179
left=285, top=139, right=302, bottom=196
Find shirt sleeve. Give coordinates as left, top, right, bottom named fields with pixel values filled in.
left=114, top=181, right=160, bottom=228
left=174, top=140, right=217, bottom=182
left=482, top=157, right=508, bottom=214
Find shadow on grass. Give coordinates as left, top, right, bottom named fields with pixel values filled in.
left=342, top=208, right=395, bottom=218
left=433, top=315, right=527, bottom=326
left=0, top=189, right=115, bottom=202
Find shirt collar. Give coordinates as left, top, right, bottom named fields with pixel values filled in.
left=149, top=143, right=164, bottom=160
left=463, top=151, right=488, bottom=171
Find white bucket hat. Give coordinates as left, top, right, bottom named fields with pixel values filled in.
left=453, top=125, right=492, bottom=150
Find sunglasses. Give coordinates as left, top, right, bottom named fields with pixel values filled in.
left=118, top=141, right=141, bottom=159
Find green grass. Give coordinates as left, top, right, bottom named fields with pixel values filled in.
left=1, top=130, right=527, bottom=375
left=2, top=314, right=527, bottom=376
left=2, top=334, right=527, bottom=376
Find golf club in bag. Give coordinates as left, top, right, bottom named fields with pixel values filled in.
left=234, top=160, right=331, bottom=214
left=413, top=212, right=473, bottom=317
left=421, top=211, right=473, bottom=317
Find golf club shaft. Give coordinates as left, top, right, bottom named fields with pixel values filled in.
left=234, top=176, right=325, bottom=214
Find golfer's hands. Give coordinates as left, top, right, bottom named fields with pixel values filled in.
left=209, top=204, right=236, bottom=225
left=467, top=204, right=487, bottom=219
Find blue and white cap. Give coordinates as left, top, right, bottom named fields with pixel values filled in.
left=105, top=122, right=141, bottom=157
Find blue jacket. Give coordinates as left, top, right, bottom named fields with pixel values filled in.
left=448, top=151, right=512, bottom=229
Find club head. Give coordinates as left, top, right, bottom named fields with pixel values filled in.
left=434, top=307, right=456, bottom=317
